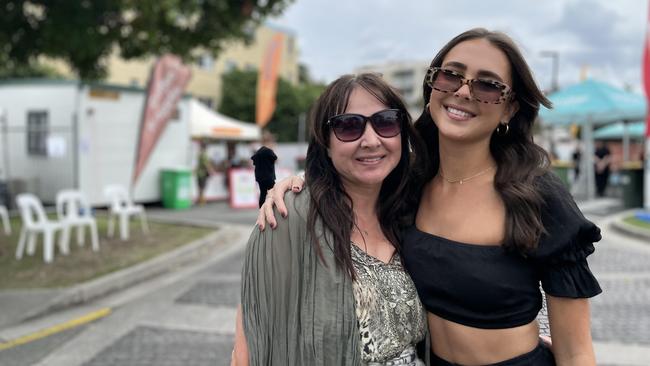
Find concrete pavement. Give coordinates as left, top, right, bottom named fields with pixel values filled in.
left=576, top=198, right=650, bottom=365
left=0, top=198, right=649, bottom=365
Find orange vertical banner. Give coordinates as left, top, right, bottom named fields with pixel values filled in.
left=256, top=33, right=284, bottom=127
left=133, top=54, right=192, bottom=185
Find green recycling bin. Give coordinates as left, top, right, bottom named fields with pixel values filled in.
left=551, top=161, right=573, bottom=189
left=161, top=168, right=192, bottom=209
left=620, top=165, right=644, bottom=209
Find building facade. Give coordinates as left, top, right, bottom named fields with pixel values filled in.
left=355, top=60, right=429, bottom=118
left=48, top=24, right=300, bottom=111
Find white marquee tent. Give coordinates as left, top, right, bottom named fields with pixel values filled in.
left=189, top=99, right=261, bottom=141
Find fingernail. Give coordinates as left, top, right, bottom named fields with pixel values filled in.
left=258, top=224, right=264, bottom=231
left=282, top=212, right=287, bottom=218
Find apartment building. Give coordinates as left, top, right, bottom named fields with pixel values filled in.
left=356, top=61, right=429, bottom=118
left=48, top=24, right=300, bottom=110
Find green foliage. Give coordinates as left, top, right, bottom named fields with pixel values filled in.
left=0, top=54, right=63, bottom=78
left=219, top=69, right=257, bottom=122
left=218, top=68, right=326, bottom=142
left=0, top=0, right=293, bottom=79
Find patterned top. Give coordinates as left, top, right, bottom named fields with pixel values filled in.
left=350, top=243, right=427, bottom=363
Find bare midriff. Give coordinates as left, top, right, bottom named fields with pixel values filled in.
left=427, top=312, right=540, bottom=365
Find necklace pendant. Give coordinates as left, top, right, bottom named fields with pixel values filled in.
left=459, top=180, right=463, bottom=185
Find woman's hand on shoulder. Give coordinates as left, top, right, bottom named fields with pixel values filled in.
left=256, top=175, right=305, bottom=231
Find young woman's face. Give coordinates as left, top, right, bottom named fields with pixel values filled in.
left=427, top=38, right=518, bottom=144
left=328, top=87, right=402, bottom=190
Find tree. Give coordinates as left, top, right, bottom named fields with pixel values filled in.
left=0, top=52, right=62, bottom=78
left=218, top=68, right=325, bottom=142
left=0, top=0, right=293, bottom=79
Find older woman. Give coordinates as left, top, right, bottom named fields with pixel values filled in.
left=232, top=73, right=427, bottom=365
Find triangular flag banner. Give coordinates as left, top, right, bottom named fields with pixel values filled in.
left=133, top=54, right=191, bottom=186
left=256, top=33, right=284, bottom=128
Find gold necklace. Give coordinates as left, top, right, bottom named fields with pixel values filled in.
left=439, top=165, right=496, bottom=185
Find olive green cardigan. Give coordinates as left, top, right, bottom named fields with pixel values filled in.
left=241, top=191, right=362, bottom=365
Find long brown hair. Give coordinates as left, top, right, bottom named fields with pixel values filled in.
left=414, top=28, right=553, bottom=254
left=306, top=73, right=424, bottom=278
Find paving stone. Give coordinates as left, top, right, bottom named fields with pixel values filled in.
left=589, top=246, right=650, bottom=274
left=591, top=278, right=650, bottom=345
left=83, top=326, right=233, bottom=366
left=175, top=281, right=240, bottom=308
left=206, top=251, right=245, bottom=275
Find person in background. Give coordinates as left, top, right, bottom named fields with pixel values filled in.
left=594, top=140, right=611, bottom=197
left=572, top=144, right=582, bottom=182
left=251, top=145, right=277, bottom=207
left=195, top=140, right=216, bottom=205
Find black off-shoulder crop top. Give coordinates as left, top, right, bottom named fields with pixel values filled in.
left=401, top=173, right=602, bottom=329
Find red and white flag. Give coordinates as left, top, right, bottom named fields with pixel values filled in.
left=644, top=0, right=650, bottom=208
left=132, top=54, right=192, bottom=185
left=644, top=3, right=650, bottom=138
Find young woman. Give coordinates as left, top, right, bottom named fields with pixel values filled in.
left=232, top=73, right=427, bottom=365
left=259, top=29, right=602, bottom=366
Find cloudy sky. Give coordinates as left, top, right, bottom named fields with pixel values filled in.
left=271, top=0, right=648, bottom=93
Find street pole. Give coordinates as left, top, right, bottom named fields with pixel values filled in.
left=297, top=113, right=306, bottom=143
left=540, top=51, right=559, bottom=93
left=0, top=108, right=11, bottom=208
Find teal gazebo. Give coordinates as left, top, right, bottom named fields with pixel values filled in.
left=594, top=121, right=646, bottom=140
left=539, top=79, right=647, bottom=199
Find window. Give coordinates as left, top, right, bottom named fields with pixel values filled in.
left=392, top=69, right=414, bottom=79
left=391, top=69, right=415, bottom=90
left=224, top=60, right=237, bottom=72
left=197, top=54, right=214, bottom=70
left=27, top=111, right=48, bottom=156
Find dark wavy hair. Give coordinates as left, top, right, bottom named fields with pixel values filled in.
left=414, top=28, right=553, bottom=254
left=305, top=73, right=425, bottom=278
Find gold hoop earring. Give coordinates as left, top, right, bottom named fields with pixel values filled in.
left=496, top=123, right=509, bottom=135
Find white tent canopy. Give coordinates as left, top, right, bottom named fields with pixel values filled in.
left=189, top=99, right=261, bottom=141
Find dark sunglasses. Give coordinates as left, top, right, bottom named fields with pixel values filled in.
left=327, top=109, right=403, bottom=142
left=425, top=67, right=513, bottom=104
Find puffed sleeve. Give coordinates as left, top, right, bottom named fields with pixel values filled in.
left=532, top=172, right=602, bottom=298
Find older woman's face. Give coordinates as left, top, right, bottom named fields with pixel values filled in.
left=328, top=87, right=402, bottom=190
left=427, top=38, right=518, bottom=144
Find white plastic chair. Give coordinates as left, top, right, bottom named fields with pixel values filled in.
left=56, top=190, right=99, bottom=252
left=103, top=184, right=149, bottom=241
left=0, top=204, right=10, bottom=235
left=15, top=193, right=70, bottom=263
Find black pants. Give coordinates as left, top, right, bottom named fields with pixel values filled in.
left=257, top=179, right=275, bottom=208
left=595, top=171, right=609, bottom=197
left=429, top=340, right=555, bottom=366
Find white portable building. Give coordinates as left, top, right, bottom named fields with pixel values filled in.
left=0, top=79, right=193, bottom=206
